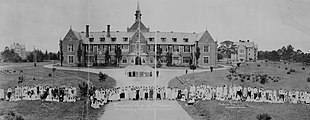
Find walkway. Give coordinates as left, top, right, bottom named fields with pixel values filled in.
left=44, top=64, right=229, bottom=120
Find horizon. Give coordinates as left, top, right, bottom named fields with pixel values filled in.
left=1, top=0, right=310, bottom=53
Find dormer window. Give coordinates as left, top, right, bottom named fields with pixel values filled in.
left=111, top=37, right=116, bottom=42
left=183, top=38, right=188, bottom=42
left=89, top=38, right=94, bottom=42
left=100, top=37, right=105, bottom=42
left=172, top=38, right=177, bottom=42
left=149, top=38, right=154, bottom=42
left=123, top=37, right=128, bottom=41
left=161, top=37, right=166, bottom=41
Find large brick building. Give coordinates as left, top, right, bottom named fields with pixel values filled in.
left=60, top=4, right=218, bottom=68
left=231, top=40, right=258, bottom=62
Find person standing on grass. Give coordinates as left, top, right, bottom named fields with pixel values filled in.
left=210, top=66, right=213, bottom=72
left=186, top=70, right=188, bottom=74
left=156, top=70, right=159, bottom=77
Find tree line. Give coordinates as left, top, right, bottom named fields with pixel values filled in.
left=258, top=45, right=310, bottom=65
left=1, top=46, right=59, bottom=63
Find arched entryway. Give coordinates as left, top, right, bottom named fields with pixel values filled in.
left=135, top=56, right=142, bottom=65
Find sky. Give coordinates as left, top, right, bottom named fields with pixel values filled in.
left=0, top=0, right=310, bottom=52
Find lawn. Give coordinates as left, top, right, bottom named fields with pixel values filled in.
left=169, top=61, right=310, bottom=120
left=0, top=62, right=116, bottom=120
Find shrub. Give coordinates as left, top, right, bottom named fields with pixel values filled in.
left=278, top=66, right=280, bottom=68
left=98, top=72, right=108, bottom=82
left=287, top=71, right=291, bottom=74
left=256, top=113, right=272, bottom=120
left=307, top=77, right=310, bottom=82
left=285, top=67, right=288, bottom=70
left=302, top=67, right=305, bottom=70
left=257, top=64, right=260, bottom=67
left=48, top=74, right=52, bottom=77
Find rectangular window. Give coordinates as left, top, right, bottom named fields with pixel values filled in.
left=149, top=38, right=154, bottom=42
left=89, top=38, right=94, bottom=42
left=183, top=38, right=188, bottom=42
left=203, top=45, right=209, bottom=53
left=90, top=45, right=94, bottom=52
left=68, top=55, right=74, bottom=63
left=122, top=57, right=127, bottom=63
left=240, top=49, right=244, bottom=53
left=183, top=57, right=191, bottom=63
left=110, top=45, right=115, bottom=52
left=161, top=37, right=166, bottom=41
left=173, top=45, right=179, bottom=52
left=123, top=37, right=128, bottom=41
left=122, top=45, right=129, bottom=49
left=150, top=45, right=155, bottom=52
left=67, top=45, right=74, bottom=52
left=111, top=37, right=116, bottom=41
left=100, top=37, right=105, bottom=42
left=203, top=56, right=209, bottom=63
left=172, top=38, right=177, bottom=42
left=184, top=45, right=190, bottom=52
left=150, top=57, right=154, bottom=63
left=161, top=45, right=168, bottom=52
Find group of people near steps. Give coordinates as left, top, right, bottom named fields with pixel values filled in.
left=89, top=84, right=310, bottom=109
left=0, top=85, right=77, bottom=102
left=1, top=84, right=310, bottom=109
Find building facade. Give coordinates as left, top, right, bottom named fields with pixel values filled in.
left=231, top=40, right=258, bottom=62
left=10, top=43, right=26, bottom=59
left=60, top=4, right=218, bottom=68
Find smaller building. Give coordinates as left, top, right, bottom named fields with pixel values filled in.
left=10, top=43, right=26, bottom=59
left=231, top=40, right=258, bottom=62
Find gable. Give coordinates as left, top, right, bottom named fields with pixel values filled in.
left=198, top=30, right=215, bottom=43
left=64, top=29, right=81, bottom=41
left=127, top=21, right=149, bottom=32
left=130, top=30, right=147, bottom=43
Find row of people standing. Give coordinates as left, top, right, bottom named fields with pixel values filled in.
left=0, top=85, right=77, bottom=102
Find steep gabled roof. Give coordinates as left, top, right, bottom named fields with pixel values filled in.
left=127, top=21, right=149, bottom=32
left=130, top=30, right=147, bottom=43
left=198, top=30, right=215, bottom=43
left=64, top=29, right=81, bottom=40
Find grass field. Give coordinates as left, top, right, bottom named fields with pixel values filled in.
left=169, top=61, right=310, bottom=120
left=0, top=62, right=116, bottom=120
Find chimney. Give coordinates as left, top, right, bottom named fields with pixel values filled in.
left=86, top=24, right=89, bottom=38
left=107, top=25, right=111, bottom=37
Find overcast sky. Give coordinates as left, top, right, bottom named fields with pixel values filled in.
left=1, top=0, right=310, bottom=52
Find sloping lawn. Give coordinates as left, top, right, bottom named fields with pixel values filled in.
left=169, top=61, right=310, bottom=120
left=0, top=62, right=116, bottom=120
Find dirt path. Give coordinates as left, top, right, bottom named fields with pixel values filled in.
left=44, top=65, right=228, bottom=120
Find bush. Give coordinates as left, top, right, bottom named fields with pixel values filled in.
left=287, top=71, right=291, bottom=74
left=98, top=72, right=108, bottom=82
left=257, top=64, right=260, bottom=67
left=290, top=69, right=295, bottom=72
left=156, top=63, right=162, bottom=68
left=302, top=67, right=305, bottom=70
left=285, top=67, right=288, bottom=70
left=48, top=74, right=52, bottom=77
left=256, top=113, right=272, bottom=120
left=307, top=77, right=310, bottom=82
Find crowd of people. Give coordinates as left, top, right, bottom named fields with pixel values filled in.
left=0, top=85, right=77, bottom=102
left=1, top=84, right=310, bottom=109
left=88, top=84, right=310, bottom=109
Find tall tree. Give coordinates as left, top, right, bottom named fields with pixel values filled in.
left=218, top=40, right=237, bottom=63
left=195, top=46, right=201, bottom=65
left=104, top=49, right=111, bottom=66
left=166, top=51, right=172, bottom=66
left=115, top=45, right=122, bottom=66
left=77, top=42, right=82, bottom=66
left=1, top=47, right=22, bottom=62
left=59, top=40, right=64, bottom=66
